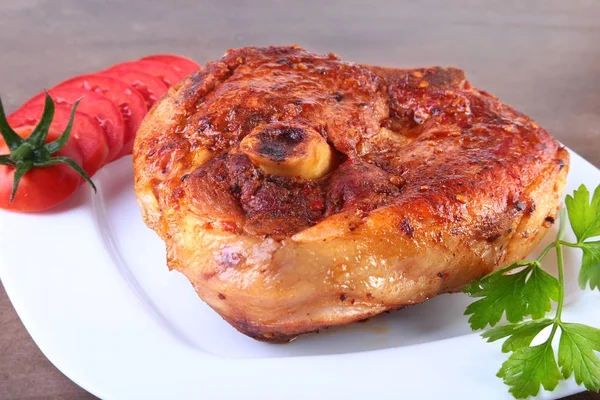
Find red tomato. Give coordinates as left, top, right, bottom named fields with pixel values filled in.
left=52, top=74, right=147, bottom=158
left=105, top=60, right=182, bottom=87
left=140, top=54, right=200, bottom=77
left=9, top=106, right=108, bottom=176
left=99, top=69, right=168, bottom=108
left=0, top=127, right=84, bottom=212
left=18, top=88, right=125, bottom=162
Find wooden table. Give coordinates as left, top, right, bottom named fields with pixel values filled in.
left=1, top=0, right=599, bottom=398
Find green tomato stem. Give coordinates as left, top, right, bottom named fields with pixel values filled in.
left=0, top=94, right=96, bottom=202
left=10, top=143, right=34, bottom=161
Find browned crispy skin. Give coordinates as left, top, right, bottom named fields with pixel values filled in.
left=133, top=46, right=569, bottom=342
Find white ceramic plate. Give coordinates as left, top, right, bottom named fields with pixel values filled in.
left=1, top=150, right=599, bottom=400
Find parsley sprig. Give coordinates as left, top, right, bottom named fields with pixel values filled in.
left=464, top=184, right=600, bottom=398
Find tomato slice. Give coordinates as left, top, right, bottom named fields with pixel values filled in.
left=140, top=54, right=200, bottom=77
left=104, top=60, right=183, bottom=87
left=18, top=88, right=125, bottom=162
left=9, top=106, right=108, bottom=176
left=52, top=74, right=147, bottom=158
left=0, top=127, right=83, bottom=212
left=99, top=69, right=168, bottom=108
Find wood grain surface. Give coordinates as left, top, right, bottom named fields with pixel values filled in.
left=0, top=0, right=599, bottom=399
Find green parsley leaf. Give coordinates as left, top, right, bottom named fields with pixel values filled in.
left=464, top=263, right=557, bottom=330
left=497, top=342, right=562, bottom=399
left=558, top=323, right=600, bottom=391
left=565, top=184, right=600, bottom=243
left=579, top=241, right=600, bottom=290
left=482, top=319, right=553, bottom=353
left=463, top=264, right=529, bottom=329
left=524, top=266, right=559, bottom=318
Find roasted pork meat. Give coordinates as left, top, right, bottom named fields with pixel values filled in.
left=133, top=45, right=569, bottom=342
